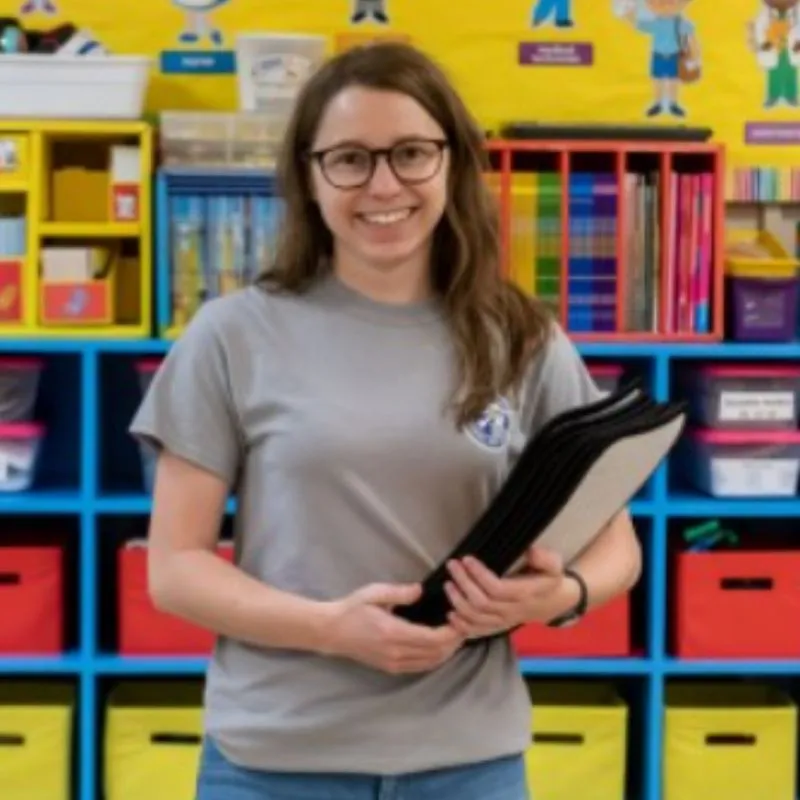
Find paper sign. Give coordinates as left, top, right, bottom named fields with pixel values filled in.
left=718, top=391, right=795, bottom=423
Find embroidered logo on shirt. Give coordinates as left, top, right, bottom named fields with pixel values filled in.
left=467, top=398, right=512, bottom=450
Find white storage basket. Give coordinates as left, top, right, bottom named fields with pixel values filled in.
left=0, top=55, right=151, bottom=119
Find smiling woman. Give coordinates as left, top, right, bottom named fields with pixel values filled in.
left=129, top=40, right=641, bottom=800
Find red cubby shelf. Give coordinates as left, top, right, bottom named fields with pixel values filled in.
left=486, top=138, right=726, bottom=344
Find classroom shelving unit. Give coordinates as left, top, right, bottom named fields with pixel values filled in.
left=0, top=119, right=153, bottom=339
left=486, top=138, right=726, bottom=343
left=2, top=134, right=800, bottom=800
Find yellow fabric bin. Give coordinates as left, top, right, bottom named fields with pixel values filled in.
left=524, top=681, right=628, bottom=800
left=105, top=681, right=204, bottom=800
left=664, top=682, right=797, bottom=800
left=0, top=681, right=74, bottom=800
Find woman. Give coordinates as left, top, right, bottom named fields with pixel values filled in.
left=130, top=42, right=641, bottom=800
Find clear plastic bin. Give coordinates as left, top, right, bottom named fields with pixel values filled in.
left=0, top=422, right=45, bottom=492
left=684, top=364, right=800, bottom=430
left=159, top=111, right=289, bottom=169
left=589, top=364, right=623, bottom=396
left=0, top=357, right=43, bottom=422
left=683, top=428, right=800, bottom=498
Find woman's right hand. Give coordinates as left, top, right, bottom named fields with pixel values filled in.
left=320, top=583, right=464, bottom=675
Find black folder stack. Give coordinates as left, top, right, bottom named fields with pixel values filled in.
left=395, top=379, right=687, bottom=628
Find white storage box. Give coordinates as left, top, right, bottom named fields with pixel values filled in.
left=684, top=428, right=800, bottom=498
left=235, top=33, right=326, bottom=112
left=0, top=55, right=151, bottom=119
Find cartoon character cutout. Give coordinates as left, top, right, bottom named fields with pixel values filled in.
left=620, top=0, right=701, bottom=118
left=748, top=0, right=800, bottom=107
left=173, top=0, right=229, bottom=46
left=351, top=0, right=389, bottom=25
left=19, top=0, right=57, bottom=14
left=532, top=0, right=574, bottom=28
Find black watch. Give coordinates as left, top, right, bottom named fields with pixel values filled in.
left=546, top=568, right=588, bottom=628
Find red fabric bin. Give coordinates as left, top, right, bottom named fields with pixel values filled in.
left=0, top=546, right=63, bottom=654
left=674, top=548, right=800, bottom=658
left=511, top=592, right=630, bottom=657
left=118, top=540, right=234, bottom=655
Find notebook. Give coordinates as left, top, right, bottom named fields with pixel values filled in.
left=394, top=392, right=686, bottom=627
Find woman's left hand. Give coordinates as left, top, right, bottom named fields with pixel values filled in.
left=443, top=547, right=578, bottom=640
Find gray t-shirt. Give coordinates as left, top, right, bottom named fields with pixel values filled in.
left=129, top=273, right=602, bottom=775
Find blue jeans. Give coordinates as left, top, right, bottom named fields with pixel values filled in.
left=196, top=736, right=530, bottom=799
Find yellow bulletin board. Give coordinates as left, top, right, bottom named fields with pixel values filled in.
left=6, top=0, right=800, bottom=191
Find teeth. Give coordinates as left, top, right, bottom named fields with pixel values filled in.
left=361, top=209, right=412, bottom=225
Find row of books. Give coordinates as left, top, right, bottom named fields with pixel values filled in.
left=504, top=169, right=715, bottom=335
left=169, top=193, right=283, bottom=329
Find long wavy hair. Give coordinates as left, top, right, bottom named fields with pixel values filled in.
left=259, top=41, right=553, bottom=426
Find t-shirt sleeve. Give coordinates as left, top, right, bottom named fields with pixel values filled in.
left=519, top=322, right=604, bottom=437
left=129, top=303, right=244, bottom=487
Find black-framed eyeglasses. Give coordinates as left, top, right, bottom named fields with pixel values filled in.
left=307, top=138, right=448, bottom=189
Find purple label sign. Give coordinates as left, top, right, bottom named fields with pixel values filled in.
left=745, top=122, right=800, bottom=145
left=519, top=41, right=593, bottom=66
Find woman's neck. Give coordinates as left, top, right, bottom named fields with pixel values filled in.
left=332, top=253, right=433, bottom=306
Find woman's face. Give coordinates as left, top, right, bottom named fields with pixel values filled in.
left=308, top=86, right=450, bottom=276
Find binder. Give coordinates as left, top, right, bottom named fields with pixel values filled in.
left=395, top=384, right=686, bottom=627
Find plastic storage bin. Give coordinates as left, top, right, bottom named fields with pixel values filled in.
left=682, top=428, right=800, bottom=497
left=159, top=111, right=286, bottom=169
left=663, top=682, right=797, bottom=800
left=673, top=546, right=800, bottom=658
left=0, top=357, right=43, bottom=422
left=524, top=681, right=627, bottom=800
left=0, top=55, right=151, bottom=119
left=724, top=230, right=800, bottom=342
left=104, top=681, right=203, bottom=800
left=512, top=593, right=630, bottom=658
left=684, top=363, right=800, bottom=429
left=0, top=681, right=75, bottom=800
left=0, top=422, right=45, bottom=492
left=589, top=364, right=624, bottom=396
left=118, top=539, right=234, bottom=655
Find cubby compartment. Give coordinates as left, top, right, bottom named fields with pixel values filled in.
left=0, top=678, right=77, bottom=800
left=0, top=194, right=28, bottom=330
left=155, top=168, right=281, bottom=337
left=42, top=135, right=143, bottom=226
left=100, top=677, right=204, bottom=800
left=512, top=516, right=650, bottom=660
left=564, top=151, right=619, bottom=335
left=0, top=516, right=79, bottom=657
left=38, top=236, right=143, bottom=330
left=99, top=353, right=161, bottom=497
left=669, top=358, right=800, bottom=499
left=523, top=677, right=646, bottom=800
left=667, top=518, right=800, bottom=660
left=493, top=148, right=564, bottom=316
left=0, top=352, right=81, bottom=494
left=662, top=678, right=798, bottom=800
left=97, top=515, right=232, bottom=657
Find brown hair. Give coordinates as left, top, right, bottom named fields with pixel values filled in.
left=260, top=41, right=552, bottom=426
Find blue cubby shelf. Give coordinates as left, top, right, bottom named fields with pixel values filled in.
left=1, top=336, right=800, bottom=800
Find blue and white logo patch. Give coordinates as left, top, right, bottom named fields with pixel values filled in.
left=467, top=397, right=512, bottom=450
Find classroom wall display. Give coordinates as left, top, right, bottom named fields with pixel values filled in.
left=2, top=0, right=796, bottom=196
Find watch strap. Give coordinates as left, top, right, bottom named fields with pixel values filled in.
left=546, top=567, right=588, bottom=628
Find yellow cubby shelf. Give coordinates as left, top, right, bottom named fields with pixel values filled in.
left=0, top=119, right=153, bottom=339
